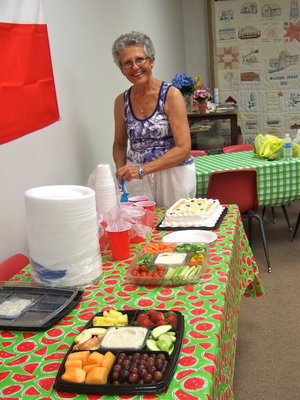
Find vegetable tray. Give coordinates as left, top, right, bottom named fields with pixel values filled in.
left=54, top=309, right=184, bottom=395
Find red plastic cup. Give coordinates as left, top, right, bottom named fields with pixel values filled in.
left=135, top=201, right=156, bottom=227
left=135, top=201, right=156, bottom=212
left=128, top=195, right=149, bottom=203
left=105, top=223, right=131, bottom=261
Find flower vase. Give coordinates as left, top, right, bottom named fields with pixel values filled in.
left=183, top=94, right=193, bottom=113
left=197, top=102, right=207, bottom=115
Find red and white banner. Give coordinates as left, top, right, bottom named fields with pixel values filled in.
left=0, top=0, right=59, bottom=144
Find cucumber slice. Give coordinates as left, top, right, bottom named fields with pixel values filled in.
left=173, top=266, right=185, bottom=277
left=164, top=267, right=175, bottom=279
left=192, top=265, right=201, bottom=276
left=182, top=266, right=193, bottom=277
left=186, top=265, right=197, bottom=277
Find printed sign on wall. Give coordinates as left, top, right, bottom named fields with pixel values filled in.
left=211, top=0, right=300, bottom=142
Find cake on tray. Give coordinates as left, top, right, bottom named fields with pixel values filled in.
left=161, top=198, right=224, bottom=228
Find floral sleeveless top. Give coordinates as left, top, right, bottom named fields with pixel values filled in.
left=124, top=81, right=193, bottom=166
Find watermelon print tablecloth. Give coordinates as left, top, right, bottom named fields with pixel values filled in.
left=194, top=151, right=300, bottom=206
left=0, top=205, right=264, bottom=400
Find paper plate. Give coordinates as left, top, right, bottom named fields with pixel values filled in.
left=162, top=230, right=217, bottom=244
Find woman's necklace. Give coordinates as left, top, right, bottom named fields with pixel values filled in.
left=133, top=89, right=148, bottom=114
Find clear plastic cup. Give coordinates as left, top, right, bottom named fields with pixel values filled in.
left=128, top=195, right=149, bottom=203
left=121, top=207, right=146, bottom=244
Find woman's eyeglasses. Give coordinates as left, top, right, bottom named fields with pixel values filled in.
left=121, top=57, right=149, bottom=70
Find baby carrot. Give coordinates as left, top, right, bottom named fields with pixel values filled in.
left=142, top=243, right=176, bottom=254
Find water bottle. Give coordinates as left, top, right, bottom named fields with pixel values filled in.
left=293, top=129, right=300, bottom=145
left=214, top=88, right=220, bottom=107
left=283, top=133, right=293, bottom=159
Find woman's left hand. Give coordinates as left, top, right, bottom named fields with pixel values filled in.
left=116, top=164, right=140, bottom=181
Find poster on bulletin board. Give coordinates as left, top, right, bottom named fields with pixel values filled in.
left=208, top=0, right=300, bottom=143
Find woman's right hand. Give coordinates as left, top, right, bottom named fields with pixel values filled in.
left=116, top=164, right=140, bottom=181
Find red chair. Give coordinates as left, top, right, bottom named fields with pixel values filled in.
left=0, top=254, right=30, bottom=281
left=222, top=144, right=253, bottom=153
left=207, top=169, right=271, bottom=273
left=262, top=203, right=292, bottom=231
left=191, top=150, right=207, bottom=157
left=223, top=143, right=291, bottom=230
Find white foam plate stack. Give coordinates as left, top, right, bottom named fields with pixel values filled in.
left=24, top=185, right=102, bottom=287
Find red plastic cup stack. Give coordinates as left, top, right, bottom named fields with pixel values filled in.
left=135, top=201, right=156, bottom=227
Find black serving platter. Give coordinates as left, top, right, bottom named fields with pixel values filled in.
left=0, top=284, right=83, bottom=330
left=156, top=206, right=228, bottom=231
left=54, top=309, right=184, bottom=395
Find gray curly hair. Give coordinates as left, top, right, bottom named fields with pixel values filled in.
left=112, top=31, right=155, bottom=68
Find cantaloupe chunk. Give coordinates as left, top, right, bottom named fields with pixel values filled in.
left=85, top=366, right=108, bottom=384
left=83, top=363, right=100, bottom=373
left=65, top=358, right=83, bottom=369
left=67, top=350, right=90, bottom=366
left=101, top=351, right=115, bottom=371
left=61, top=366, right=86, bottom=383
left=88, top=351, right=104, bottom=365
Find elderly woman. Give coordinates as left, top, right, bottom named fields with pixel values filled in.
left=112, top=31, right=196, bottom=207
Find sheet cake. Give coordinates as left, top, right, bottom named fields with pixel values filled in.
left=161, top=198, right=224, bottom=228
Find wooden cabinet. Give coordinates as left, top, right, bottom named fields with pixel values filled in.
left=187, top=111, right=239, bottom=152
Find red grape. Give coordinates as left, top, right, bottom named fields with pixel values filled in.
left=153, top=371, right=163, bottom=381
left=143, top=373, right=153, bottom=383
left=112, top=352, right=167, bottom=385
left=128, top=373, right=139, bottom=383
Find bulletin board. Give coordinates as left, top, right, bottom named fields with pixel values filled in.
left=208, top=0, right=300, bottom=143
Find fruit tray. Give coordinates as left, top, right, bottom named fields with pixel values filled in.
left=126, top=242, right=209, bottom=286
left=54, top=309, right=184, bottom=395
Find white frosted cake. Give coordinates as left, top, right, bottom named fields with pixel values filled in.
left=161, top=198, right=224, bottom=228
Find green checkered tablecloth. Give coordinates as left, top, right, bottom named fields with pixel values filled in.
left=194, top=151, right=300, bottom=206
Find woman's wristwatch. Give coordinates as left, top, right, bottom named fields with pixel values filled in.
left=138, top=165, right=145, bottom=179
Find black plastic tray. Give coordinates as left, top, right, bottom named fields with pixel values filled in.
left=54, top=309, right=184, bottom=395
left=156, top=206, right=228, bottom=231
left=0, top=284, right=83, bottom=330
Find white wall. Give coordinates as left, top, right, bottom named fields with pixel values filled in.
left=0, top=0, right=209, bottom=261
left=183, top=0, right=210, bottom=85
